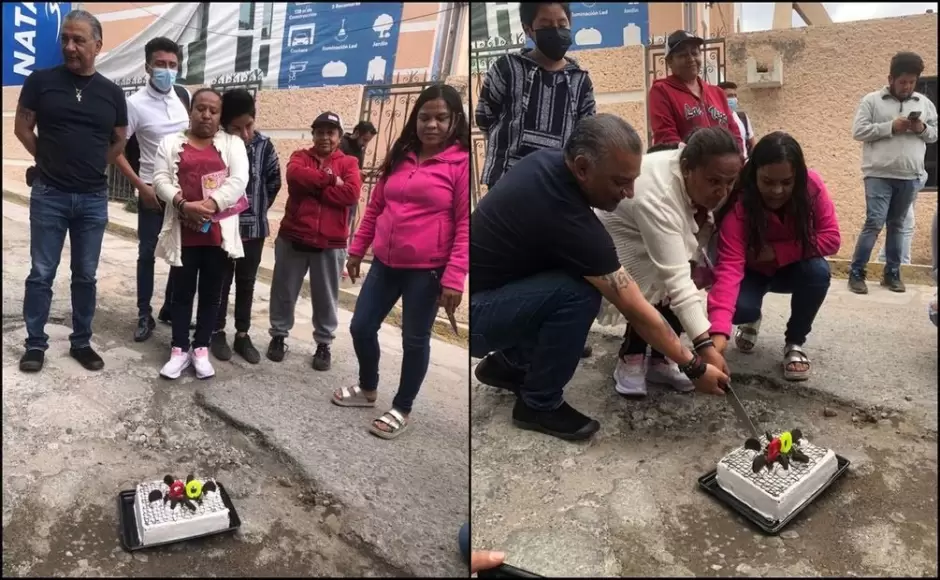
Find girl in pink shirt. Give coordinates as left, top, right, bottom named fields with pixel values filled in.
left=331, top=84, right=470, bottom=440
left=707, top=132, right=841, bottom=381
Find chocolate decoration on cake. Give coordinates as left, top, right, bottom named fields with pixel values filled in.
left=148, top=473, right=215, bottom=510
left=746, top=429, right=810, bottom=473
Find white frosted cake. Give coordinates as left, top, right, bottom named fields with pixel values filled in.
left=134, top=476, right=230, bottom=545
left=716, top=433, right=838, bottom=521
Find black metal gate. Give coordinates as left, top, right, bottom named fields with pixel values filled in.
left=469, top=31, right=527, bottom=207
left=355, top=71, right=443, bottom=246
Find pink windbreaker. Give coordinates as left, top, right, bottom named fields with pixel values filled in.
left=707, top=169, right=841, bottom=337
left=348, top=144, right=470, bottom=292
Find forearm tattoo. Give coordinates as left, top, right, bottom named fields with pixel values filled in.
left=601, top=269, right=634, bottom=291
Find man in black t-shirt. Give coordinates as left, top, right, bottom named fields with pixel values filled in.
left=470, top=114, right=728, bottom=441
left=13, top=10, right=128, bottom=374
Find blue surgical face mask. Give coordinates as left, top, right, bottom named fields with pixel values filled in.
left=150, top=67, right=177, bottom=92
left=727, top=97, right=738, bottom=111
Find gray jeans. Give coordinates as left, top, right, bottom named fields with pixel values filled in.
left=268, top=236, right=345, bottom=345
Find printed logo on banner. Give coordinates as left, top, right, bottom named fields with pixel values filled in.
left=278, top=2, right=404, bottom=89
left=2, top=2, right=71, bottom=86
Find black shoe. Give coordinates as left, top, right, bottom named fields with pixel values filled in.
left=267, top=336, right=287, bottom=362
left=210, top=331, right=233, bottom=361
left=233, top=334, right=261, bottom=364
left=847, top=272, right=868, bottom=294
left=312, top=343, right=332, bottom=371
left=474, top=353, right=524, bottom=395
left=157, top=309, right=172, bottom=325
left=69, top=346, right=105, bottom=371
left=511, top=398, right=600, bottom=441
left=19, top=349, right=44, bottom=373
left=134, top=315, right=156, bottom=342
left=881, top=272, right=906, bottom=293
left=582, top=344, right=593, bottom=358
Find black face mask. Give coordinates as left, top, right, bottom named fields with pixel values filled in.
left=532, top=27, right=572, bottom=62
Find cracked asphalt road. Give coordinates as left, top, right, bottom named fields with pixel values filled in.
left=2, top=201, right=469, bottom=577
left=472, top=282, right=938, bottom=577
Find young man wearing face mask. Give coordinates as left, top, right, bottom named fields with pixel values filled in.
left=718, top=81, right=756, bottom=158
left=648, top=31, right=742, bottom=149
left=475, top=2, right=596, bottom=190
left=114, top=37, right=192, bottom=342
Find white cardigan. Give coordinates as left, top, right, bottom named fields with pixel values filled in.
left=152, top=130, right=249, bottom=267
left=595, top=146, right=714, bottom=339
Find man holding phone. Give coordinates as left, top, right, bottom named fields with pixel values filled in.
left=848, top=51, right=937, bottom=294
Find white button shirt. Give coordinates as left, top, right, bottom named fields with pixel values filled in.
left=126, top=83, right=190, bottom=183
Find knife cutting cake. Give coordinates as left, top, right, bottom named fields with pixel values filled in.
left=716, top=429, right=838, bottom=521
left=134, top=474, right=230, bottom=545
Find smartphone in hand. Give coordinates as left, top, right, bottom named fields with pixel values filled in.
left=908, top=111, right=922, bottom=121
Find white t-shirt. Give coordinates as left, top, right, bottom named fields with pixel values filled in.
left=732, top=111, right=754, bottom=159
left=126, top=83, right=190, bottom=183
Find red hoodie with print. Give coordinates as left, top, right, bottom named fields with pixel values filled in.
left=648, top=75, right=743, bottom=147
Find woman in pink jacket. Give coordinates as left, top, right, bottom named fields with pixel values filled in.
left=331, top=84, right=470, bottom=439
left=707, top=132, right=841, bottom=381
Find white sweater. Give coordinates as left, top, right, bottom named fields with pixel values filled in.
left=596, top=147, right=713, bottom=339
left=152, top=130, right=249, bottom=267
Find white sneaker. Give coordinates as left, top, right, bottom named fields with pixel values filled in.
left=160, top=347, right=192, bottom=380
left=614, top=354, right=647, bottom=396
left=646, top=358, right=695, bottom=392
left=192, top=347, right=215, bottom=379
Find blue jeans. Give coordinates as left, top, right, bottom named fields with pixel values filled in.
left=24, top=180, right=108, bottom=351
left=349, top=259, right=442, bottom=414
left=137, top=204, right=176, bottom=318
left=876, top=206, right=914, bottom=265
left=732, top=257, right=831, bottom=346
left=470, top=271, right=601, bottom=411
left=851, top=177, right=918, bottom=276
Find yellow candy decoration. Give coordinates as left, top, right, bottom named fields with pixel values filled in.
left=779, top=431, right=793, bottom=454
left=186, top=479, right=203, bottom=499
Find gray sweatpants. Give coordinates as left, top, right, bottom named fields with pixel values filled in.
left=268, top=236, right=345, bottom=345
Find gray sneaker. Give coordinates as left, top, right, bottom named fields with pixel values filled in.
left=847, top=272, right=868, bottom=294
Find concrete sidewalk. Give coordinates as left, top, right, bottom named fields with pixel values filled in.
left=2, top=200, right=469, bottom=577
left=1, top=180, right=469, bottom=342
left=472, top=280, right=938, bottom=577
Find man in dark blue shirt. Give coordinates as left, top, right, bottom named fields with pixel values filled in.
left=14, top=10, right=128, bottom=373
left=470, top=114, right=728, bottom=441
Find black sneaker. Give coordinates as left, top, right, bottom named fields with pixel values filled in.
left=881, top=272, right=906, bottom=293
left=474, top=353, right=524, bottom=395
left=157, top=308, right=172, bottom=325
left=511, top=398, right=600, bottom=441
left=312, top=343, right=331, bottom=371
left=19, top=349, right=44, bottom=373
left=581, top=344, right=593, bottom=358
left=233, top=334, right=261, bottom=364
left=847, top=271, right=868, bottom=294
left=210, top=331, right=233, bottom=361
left=134, top=315, right=156, bottom=342
left=70, top=346, right=105, bottom=371
left=267, top=336, right=287, bottom=362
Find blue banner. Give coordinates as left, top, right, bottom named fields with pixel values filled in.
left=2, top=2, right=70, bottom=86
left=524, top=2, right=650, bottom=51
left=278, top=2, right=404, bottom=89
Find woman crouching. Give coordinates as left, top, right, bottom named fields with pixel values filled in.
left=708, top=131, right=841, bottom=380
left=152, top=88, right=250, bottom=379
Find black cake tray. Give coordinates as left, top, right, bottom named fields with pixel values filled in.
left=118, top=482, right=241, bottom=551
left=698, top=454, right=850, bottom=534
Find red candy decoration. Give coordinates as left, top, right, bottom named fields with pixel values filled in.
left=169, top=480, right=186, bottom=499
left=767, top=438, right=781, bottom=461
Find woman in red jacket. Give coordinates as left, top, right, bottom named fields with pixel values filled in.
left=648, top=30, right=742, bottom=148
left=707, top=132, right=841, bottom=381
left=331, top=84, right=470, bottom=440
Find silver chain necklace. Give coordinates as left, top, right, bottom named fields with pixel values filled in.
left=72, top=73, right=96, bottom=102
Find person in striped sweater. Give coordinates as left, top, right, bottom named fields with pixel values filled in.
left=209, top=89, right=281, bottom=364
left=597, top=127, right=741, bottom=397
